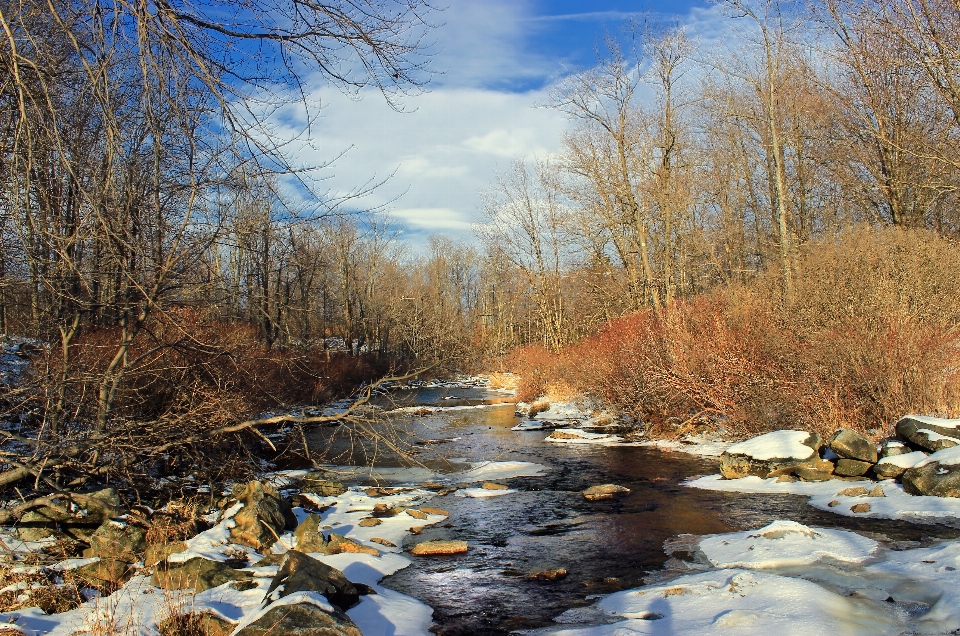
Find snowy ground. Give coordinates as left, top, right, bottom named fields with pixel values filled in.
left=524, top=519, right=960, bottom=635
left=0, top=460, right=546, bottom=635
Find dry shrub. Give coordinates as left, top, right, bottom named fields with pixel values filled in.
left=487, top=372, right=518, bottom=391
left=512, top=227, right=960, bottom=439
left=0, top=565, right=83, bottom=615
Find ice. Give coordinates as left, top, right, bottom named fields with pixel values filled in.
left=698, top=520, right=878, bottom=568
left=724, top=430, right=817, bottom=460
left=545, top=428, right=622, bottom=444
left=457, top=460, right=547, bottom=480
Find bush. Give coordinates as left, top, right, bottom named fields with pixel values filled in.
left=510, top=226, right=960, bottom=439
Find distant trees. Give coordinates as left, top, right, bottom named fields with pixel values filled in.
left=472, top=0, right=960, bottom=353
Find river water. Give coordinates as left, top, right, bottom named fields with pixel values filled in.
left=308, top=386, right=960, bottom=635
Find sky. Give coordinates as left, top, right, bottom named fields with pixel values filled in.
left=272, top=0, right=723, bottom=249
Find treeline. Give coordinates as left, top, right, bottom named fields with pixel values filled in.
left=477, top=0, right=960, bottom=354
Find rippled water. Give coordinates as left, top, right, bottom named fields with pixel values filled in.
left=307, top=386, right=960, bottom=635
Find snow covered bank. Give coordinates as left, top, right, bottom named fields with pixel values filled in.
left=687, top=474, right=960, bottom=524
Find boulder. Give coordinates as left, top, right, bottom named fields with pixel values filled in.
left=264, top=550, right=359, bottom=612
left=144, top=541, right=187, bottom=567
left=880, top=440, right=910, bottom=459
left=827, top=429, right=878, bottom=463
left=530, top=568, right=568, bottom=581
left=291, top=518, right=378, bottom=556
left=419, top=507, right=449, bottom=516
left=834, top=459, right=873, bottom=477
left=229, top=481, right=296, bottom=552
left=293, top=514, right=328, bottom=553
left=405, top=509, right=428, bottom=520
left=794, top=467, right=834, bottom=482
left=372, top=503, right=402, bottom=518
left=371, top=538, right=396, bottom=547
left=16, top=488, right=124, bottom=541
left=410, top=540, right=468, bottom=556
left=850, top=503, right=871, bottom=513
left=157, top=611, right=234, bottom=636
left=582, top=484, right=631, bottom=501
left=233, top=599, right=361, bottom=636
left=86, top=520, right=146, bottom=563
left=873, top=450, right=929, bottom=480
left=298, top=472, right=348, bottom=497
left=152, top=557, right=253, bottom=593
left=358, top=518, right=381, bottom=527
left=719, top=431, right=821, bottom=479
left=896, top=417, right=960, bottom=452
left=481, top=483, right=508, bottom=490
left=73, top=558, right=135, bottom=588
left=902, top=447, right=960, bottom=497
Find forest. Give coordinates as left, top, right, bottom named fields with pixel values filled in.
left=1, top=0, right=960, bottom=492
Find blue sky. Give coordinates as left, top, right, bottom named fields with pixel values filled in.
left=272, top=0, right=722, bottom=248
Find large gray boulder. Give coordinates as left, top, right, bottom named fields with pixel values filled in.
left=152, top=557, right=253, bottom=593
left=902, top=447, right=960, bottom=497
left=896, top=416, right=960, bottom=452
left=227, top=481, right=297, bottom=552
left=719, top=431, right=821, bottom=479
left=87, top=520, right=146, bottom=563
left=873, top=451, right=928, bottom=480
left=264, top=550, right=359, bottom=612
left=234, top=601, right=361, bottom=636
left=827, top=429, right=877, bottom=463
left=880, top=440, right=910, bottom=459
left=298, top=472, right=348, bottom=497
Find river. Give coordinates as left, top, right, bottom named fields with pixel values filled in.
left=307, top=385, right=960, bottom=635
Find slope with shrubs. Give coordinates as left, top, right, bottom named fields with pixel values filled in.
left=513, top=227, right=960, bottom=440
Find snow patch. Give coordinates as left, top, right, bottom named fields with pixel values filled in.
left=724, top=430, right=816, bottom=461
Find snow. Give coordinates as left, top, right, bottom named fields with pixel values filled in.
left=687, top=475, right=960, bottom=523
left=877, top=451, right=928, bottom=468
left=636, top=434, right=733, bottom=458
left=698, top=520, right=878, bottom=569
left=915, top=428, right=959, bottom=444
left=458, top=460, right=546, bottom=481
left=724, top=430, right=816, bottom=461
left=455, top=488, right=517, bottom=498
left=528, top=568, right=901, bottom=636
left=916, top=445, right=960, bottom=467
left=545, top=429, right=622, bottom=444
left=901, top=415, right=960, bottom=429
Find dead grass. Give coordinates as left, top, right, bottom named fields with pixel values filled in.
left=511, top=227, right=960, bottom=439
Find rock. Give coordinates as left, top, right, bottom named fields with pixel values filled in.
left=264, top=550, right=359, bottom=612
left=288, top=494, right=332, bottom=512
left=836, top=486, right=870, bottom=497
left=16, top=488, right=125, bottom=541
left=87, top=520, right=146, bottom=563
left=867, top=485, right=885, bottom=497
left=896, top=418, right=960, bottom=452
left=229, top=481, right=296, bottom=552
left=326, top=533, right=379, bottom=556
left=233, top=600, right=361, bottom=636
left=144, top=541, right=188, bottom=567
left=775, top=475, right=798, bottom=483
left=873, top=462, right=907, bottom=480
left=530, top=568, right=568, bottom=581
left=794, top=467, right=833, bottom=482
left=873, top=450, right=929, bottom=480
left=152, top=557, right=253, bottom=593
left=410, top=526, right=424, bottom=535
left=880, top=440, right=910, bottom=459
left=298, top=472, right=348, bottom=497
left=902, top=448, right=960, bottom=497
left=371, top=537, right=396, bottom=547
left=405, top=509, right=428, bottom=520
left=157, top=611, right=234, bottom=636
left=372, top=503, right=402, bottom=518
left=73, top=558, right=135, bottom=588
left=481, top=483, right=508, bottom=490
left=834, top=459, right=873, bottom=477
left=358, top=518, right=382, bottom=527
left=419, top=482, right=445, bottom=491
left=410, top=540, right=468, bottom=556
left=850, top=503, right=871, bottom=513
left=582, top=484, right=631, bottom=501
left=827, top=429, right=878, bottom=463
left=363, top=487, right=403, bottom=497
left=719, top=431, right=821, bottom=479
left=294, top=514, right=328, bottom=553
left=827, top=500, right=840, bottom=507
left=419, top=507, right=449, bottom=516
